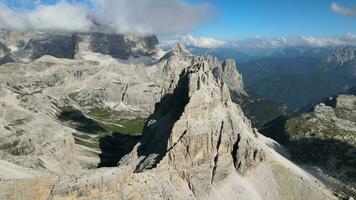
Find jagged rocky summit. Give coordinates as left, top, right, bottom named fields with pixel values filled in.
left=45, top=62, right=334, bottom=200
left=0, top=29, right=340, bottom=199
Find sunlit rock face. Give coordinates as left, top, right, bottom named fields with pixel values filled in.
left=122, top=62, right=265, bottom=197
left=48, top=61, right=336, bottom=200
left=212, top=58, right=247, bottom=96
left=0, top=29, right=338, bottom=200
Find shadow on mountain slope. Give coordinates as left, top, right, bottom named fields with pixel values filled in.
left=98, top=133, right=141, bottom=167
left=259, top=116, right=289, bottom=144
left=58, top=109, right=105, bottom=134
left=133, top=68, right=191, bottom=172
left=58, top=108, right=143, bottom=168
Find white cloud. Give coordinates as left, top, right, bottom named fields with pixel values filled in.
left=0, top=0, right=216, bottom=35
left=331, top=2, right=356, bottom=16
left=161, top=35, right=225, bottom=48
left=0, top=1, right=94, bottom=33
left=161, top=34, right=356, bottom=50
left=231, top=34, right=356, bottom=49
left=181, top=35, right=225, bottom=48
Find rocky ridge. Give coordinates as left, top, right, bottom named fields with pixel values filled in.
left=48, top=62, right=336, bottom=200
left=0, top=29, right=339, bottom=199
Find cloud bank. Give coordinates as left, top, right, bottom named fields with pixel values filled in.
left=0, top=0, right=216, bottom=35
left=331, top=2, right=356, bottom=16
left=163, top=35, right=225, bottom=48
left=162, top=34, right=356, bottom=49
left=231, top=34, right=356, bottom=49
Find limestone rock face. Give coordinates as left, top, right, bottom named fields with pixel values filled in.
left=0, top=29, right=160, bottom=63
left=0, top=30, right=75, bottom=62
left=147, top=43, right=195, bottom=93
left=74, top=33, right=159, bottom=60
left=22, top=34, right=76, bottom=61
left=0, top=160, right=58, bottom=200
left=0, top=88, right=80, bottom=175
left=212, top=58, right=247, bottom=96
left=125, top=62, right=264, bottom=197
left=49, top=61, right=336, bottom=200
left=0, top=32, right=338, bottom=199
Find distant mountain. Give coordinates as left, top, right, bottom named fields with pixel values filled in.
left=231, top=91, right=289, bottom=128
left=238, top=57, right=320, bottom=86
left=241, top=47, right=356, bottom=110
left=185, top=46, right=261, bottom=63
left=0, top=29, right=336, bottom=199
left=323, top=46, right=356, bottom=65
left=185, top=45, right=351, bottom=63
left=271, top=46, right=339, bottom=58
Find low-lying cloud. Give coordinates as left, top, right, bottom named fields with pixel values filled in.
left=0, top=0, right=216, bottom=35
left=232, top=34, right=356, bottom=49
left=162, top=34, right=356, bottom=50
left=163, top=35, right=225, bottom=48
left=331, top=2, right=356, bottom=16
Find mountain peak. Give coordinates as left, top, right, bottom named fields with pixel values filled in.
left=119, top=61, right=266, bottom=197
left=325, top=46, right=356, bottom=65
left=171, top=43, right=190, bottom=55
left=213, top=58, right=247, bottom=96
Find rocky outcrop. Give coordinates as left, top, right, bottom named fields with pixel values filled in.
left=22, top=34, right=76, bottom=61
left=49, top=61, right=336, bottom=200
left=0, top=88, right=80, bottom=175
left=211, top=58, right=287, bottom=128
left=0, top=30, right=75, bottom=62
left=74, top=33, right=159, bottom=60
left=125, top=62, right=263, bottom=179
left=212, top=58, right=247, bottom=96
left=0, top=30, right=339, bottom=199
left=0, top=29, right=160, bottom=63
left=0, top=160, right=58, bottom=200
left=147, top=43, right=195, bottom=93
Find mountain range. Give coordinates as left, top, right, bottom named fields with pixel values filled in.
left=190, top=44, right=356, bottom=110
left=0, top=29, right=354, bottom=200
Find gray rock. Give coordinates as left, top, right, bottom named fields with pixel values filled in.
left=74, top=33, right=159, bottom=60
left=50, top=60, right=336, bottom=200
left=0, top=29, right=160, bottom=63
left=212, top=58, right=247, bottom=96
left=0, top=32, right=338, bottom=199
left=0, top=42, right=13, bottom=65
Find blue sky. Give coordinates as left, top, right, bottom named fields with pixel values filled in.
left=187, top=0, right=356, bottom=40
left=1, top=0, right=356, bottom=42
